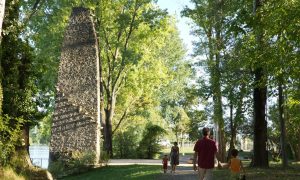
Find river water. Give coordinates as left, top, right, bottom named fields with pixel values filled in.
left=29, top=145, right=49, bottom=169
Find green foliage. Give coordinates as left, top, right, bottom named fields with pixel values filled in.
left=0, top=115, right=24, bottom=166
left=70, top=151, right=96, bottom=168
left=286, top=90, right=300, bottom=159
left=187, top=110, right=207, bottom=141
left=113, top=128, right=139, bottom=158
left=99, top=151, right=110, bottom=165
left=48, top=151, right=96, bottom=178
left=9, top=149, right=33, bottom=176
left=29, top=113, right=52, bottom=145
left=137, top=123, right=166, bottom=159
left=48, top=160, right=65, bottom=178
left=1, top=167, right=25, bottom=180
left=24, top=0, right=190, bottom=156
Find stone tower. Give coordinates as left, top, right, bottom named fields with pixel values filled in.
left=50, top=7, right=100, bottom=164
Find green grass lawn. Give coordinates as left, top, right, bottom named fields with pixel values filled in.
left=63, top=165, right=162, bottom=180
left=63, top=162, right=300, bottom=180
left=160, top=146, right=194, bottom=155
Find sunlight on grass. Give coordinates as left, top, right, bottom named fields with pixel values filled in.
left=63, top=165, right=161, bottom=180
left=63, top=162, right=300, bottom=180
left=161, top=146, right=194, bottom=154
left=1, top=167, right=25, bottom=180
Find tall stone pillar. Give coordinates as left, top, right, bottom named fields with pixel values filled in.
left=50, top=7, right=101, bottom=164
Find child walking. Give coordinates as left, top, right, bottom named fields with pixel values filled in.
left=162, top=155, right=168, bottom=173
left=228, top=149, right=246, bottom=180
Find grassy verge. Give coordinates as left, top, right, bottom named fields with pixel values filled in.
left=63, top=165, right=162, bottom=180
left=160, top=146, right=194, bottom=155
left=0, top=167, right=25, bottom=180
left=63, top=162, right=300, bottom=180
left=215, top=161, right=300, bottom=180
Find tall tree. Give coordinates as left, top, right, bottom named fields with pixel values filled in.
left=182, top=0, right=227, bottom=161
left=263, top=0, right=300, bottom=167
left=26, top=0, right=189, bottom=158
left=0, top=0, right=45, bottom=167
left=94, top=0, right=169, bottom=156
left=252, top=0, right=268, bottom=167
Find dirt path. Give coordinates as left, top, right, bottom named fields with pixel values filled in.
left=109, top=155, right=199, bottom=179
left=158, top=166, right=198, bottom=180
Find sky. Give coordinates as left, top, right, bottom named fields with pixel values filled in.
left=157, top=0, right=206, bottom=78
left=156, top=0, right=195, bottom=56
left=157, top=0, right=208, bottom=112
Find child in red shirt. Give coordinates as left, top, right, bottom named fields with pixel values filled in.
left=162, top=155, right=168, bottom=173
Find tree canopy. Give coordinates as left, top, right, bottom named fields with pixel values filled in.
left=0, top=0, right=300, bottom=176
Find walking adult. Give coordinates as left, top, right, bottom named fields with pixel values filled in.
left=193, top=127, right=217, bottom=180
left=170, top=142, right=179, bottom=173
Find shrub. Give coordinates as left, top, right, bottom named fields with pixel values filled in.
left=48, top=150, right=96, bottom=178
left=113, top=128, right=139, bottom=158
left=0, top=115, right=24, bottom=166
left=137, top=123, right=166, bottom=159
left=100, top=151, right=110, bottom=166
left=48, top=159, right=66, bottom=177
left=70, top=150, right=96, bottom=169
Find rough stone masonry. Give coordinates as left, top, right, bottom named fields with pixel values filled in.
left=50, top=7, right=100, bottom=164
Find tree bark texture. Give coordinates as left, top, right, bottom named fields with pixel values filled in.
left=253, top=68, right=268, bottom=167
left=104, top=93, right=116, bottom=157
left=228, top=103, right=236, bottom=161
left=278, top=81, right=288, bottom=168
left=252, top=0, right=269, bottom=167
left=213, top=0, right=226, bottom=162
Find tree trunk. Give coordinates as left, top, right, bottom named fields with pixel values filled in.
left=278, top=81, right=288, bottom=168
left=294, top=144, right=300, bottom=161
left=175, top=129, right=179, bottom=144
left=213, top=0, right=226, bottom=163
left=99, top=50, right=107, bottom=154
left=104, top=93, right=116, bottom=157
left=253, top=68, right=268, bottom=167
left=214, top=32, right=226, bottom=163
left=228, top=102, right=236, bottom=161
left=22, top=124, right=30, bottom=153
left=20, top=124, right=32, bottom=166
left=252, top=0, right=269, bottom=168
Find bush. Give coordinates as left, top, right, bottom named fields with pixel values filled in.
left=113, top=128, right=139, bottom=158
left=47, top=160, right=65, bottom=178
left=70, top=150, right=96, bottom=169
left=100, top=151, right=110, bottom=166
left=137, top=123, right=166, bottom=159
left=0, top=115, right=24, bottom=166
left=48, top=150, right=96, bottom=178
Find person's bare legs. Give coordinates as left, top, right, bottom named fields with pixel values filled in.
left=198, top=167, right=205, bottom=180
left=198, top=167, right=213, bottom=180
left=171, top=165, right=175, bottom=173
